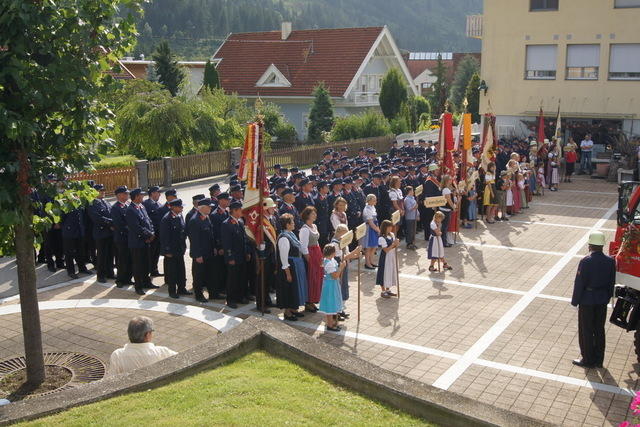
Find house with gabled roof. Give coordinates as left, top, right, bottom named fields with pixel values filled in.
left=212, top=23, right=417, bottom=139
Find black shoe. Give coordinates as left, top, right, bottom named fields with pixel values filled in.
left=209, top=293, right=224, bottom=299
left=78, top=268, right=92, bottom=275
left=195, top=295, right=208, bottom=303
left=293, top=312, right=304, bottom=317
left=106, top=275, right=116, bottom=280
left=56, top=262, right=65, bottom=269
left=339, top=311, right=350, bottom=319
left=169, top=293, right=179, bottom=299
left=150, top=272, right=163, bottom=277
left=68, top=273, right=79, bottom=279
left=284, top=315, right=298, bottom=322
left=178, top=289, right=193, bottom=296
left=572, top=359, right=595, bottom=368
left=115, top=282, right=126, bottom=288
left=226, top=302, right=238, bottom=309
left=135, top=288, right=146, bottom=296
left=364, top=265, right=376, bottom=270
left=97, top=277, right=107, bottom=283
left=47, top=264, right=56, bottom=273
left=241, top=298, right=250, bottom=304
left=145, top=284, right=160, bottom=289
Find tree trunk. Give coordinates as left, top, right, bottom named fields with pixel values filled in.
left=15, top=190, right=45, bottom=386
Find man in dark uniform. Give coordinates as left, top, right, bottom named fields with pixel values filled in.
left=111, top=186, right=133, bottom=288
left=571, top=232, right=616, bottom=368
left=421, top=164, right=442, bottom=239
left=61, top=203, right=89, bottom=279
left=342, top=178, right=361, bottom=231
left=185, top=194, right=205, bottom=236
left=294, top=179, right=315, bottom=213
left=229, top=185, right=243, bottom=205
left=377, top=172, right=393, bottom=223
left=209, top=184, right=221, bottom=205
left=314, top=181, right=331, bottom=246
left=88, top=184, right=114, bottom=283
left=81, top=180, right=97, bottom=268
left=143, top=186, right=164, bottom=277
left=326, top=179, right=343, bottom=213
left=279, top=188, right=301, bottom=231
left=221, top=201, right=249, bottom=309
left=210, top=192, right=230, bottom=299
left=188, top=198, right=216, bottom=303
left=157, top=188, right=177, bottom=220
left=126, top=188, right=157, bottom=295
left=160, top=199, right=190, bottom=299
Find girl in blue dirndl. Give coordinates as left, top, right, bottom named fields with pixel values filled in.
left=362, top=195, right=380, bottom=269
left=319, top=244, right=346, bottom=331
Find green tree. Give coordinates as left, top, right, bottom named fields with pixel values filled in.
left=202, top=60, right=220, bottom=90
left=0, top=0, right=141, bottom=385
left=331, top=110, right=391, bottom=141
left=379, top=68, right=408, bottom=120
left=449, top=55, right=479, bottom=109
left=465, top=72, right=481, bottom=123
left=152, top=41, right=186, bottom=96
left=428, top=54, right=449, bottom=118
left=307, top=82, right=334, bottom=142
left=404, top=95, right=431, bottom=132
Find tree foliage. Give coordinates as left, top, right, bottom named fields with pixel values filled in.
left=203, top=60, right=220, bottom=90
left=307, top=82, right=334, bottom=142
left=403, top=95, right=431, bottom=132
left=449, top=55, right=480, bottom=110
left=152, top=41, right=186, bottom=96
left=428, top=54, right=449, bottom=118
left=379, top=68, right=408, bottom=120
left=465, top=72, right=481, bottom=123
left=331, top=110, right=391, bottom=141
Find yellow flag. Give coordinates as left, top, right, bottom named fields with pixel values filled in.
left=463, top=113, right=472, bottom=150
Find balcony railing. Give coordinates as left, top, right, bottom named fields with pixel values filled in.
left=351, top=91, right=380, bottom=105
left=466, top=15, right=483, bottom=39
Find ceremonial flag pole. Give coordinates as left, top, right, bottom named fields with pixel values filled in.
left=555, top=99, right=563, bottom=186
left=537, top=105, right=545, bottom=152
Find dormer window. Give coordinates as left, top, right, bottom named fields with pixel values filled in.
left=256, top=64, right=292, bottom=87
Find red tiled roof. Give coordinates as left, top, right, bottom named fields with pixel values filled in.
left=406, top=60, right=443, bottom=79
left=213, top=27, right=384, bottom=98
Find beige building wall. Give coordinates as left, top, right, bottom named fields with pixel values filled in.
left=479, top=0, right=640, bottom=136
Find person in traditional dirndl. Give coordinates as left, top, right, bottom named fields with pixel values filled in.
left=318, top=245, right=346, bottom=331
left=376, top=220, right=399, bottom=299
left=483, top=162, right=498, bottom=223
left=299, top=206, right=322, bottom=313
left=428, top=211, right=452, bottom=271
left=362, top=194, right=380, bottom=269
left=329, top=224, right=361, bottom=320
left=276, top=214, right=302, bottom=321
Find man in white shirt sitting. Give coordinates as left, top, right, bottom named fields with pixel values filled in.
left=108, top=316, right=177, bottom=376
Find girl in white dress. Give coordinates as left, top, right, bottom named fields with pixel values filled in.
left=376, top=220, right=399, bottom=299
left=428, top=211, right=451, bottom=271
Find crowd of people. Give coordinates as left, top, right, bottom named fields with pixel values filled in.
left=32, top=133, right=590, bottom=329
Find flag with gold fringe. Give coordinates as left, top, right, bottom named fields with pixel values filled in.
left=240, top=122, right=268, bottom=246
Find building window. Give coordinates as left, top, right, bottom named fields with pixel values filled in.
left=615, top=0, right=640, bottom=8
left=525, top=45, right=557, bottom=79
left=566, top=44, right=600, bottom=80
left=609, top=44, right=640, bottom=80
left=530, top=0, right=559, bottom=11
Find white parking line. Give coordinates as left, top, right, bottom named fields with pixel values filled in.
left=431, top=203, right=618, bottom=391
left=457, top=241, right=583, bottom=258
left=508, top=219, right=615, bottom=233
left=557, top=189, right=617, bottom=196
left=534, top=202, right=612, bottom=211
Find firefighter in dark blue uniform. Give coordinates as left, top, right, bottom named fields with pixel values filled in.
left=421, top=164, right=442, bottom=239
left=188, top=198, right=216, bottom=303
left=61, top=204, right=88, bottom=279
left=294, top=179, right=315, bottom=213
left=342, top=178, right=362, bottom=231
left=160, top=198, right=190, bottom=299
left=157, top=188, right=177, bottom=222
left=111, top=186, right=132, bottom=288
left=571, top=232, right=616, bottom=368
left=278, top=188, right=301, bottom=232
left=221, top=201, right=249, bottom=308
left=210, top=192, right=231, bottom=299
left=185, top=194, right=205, bottom=235
left=314, top=181, right=331, bottom=246
left=88, top=184, right=114, bottom=283
left=143, top=186, right=164, bottom=277
left=126, top=188, right=157, bottom=295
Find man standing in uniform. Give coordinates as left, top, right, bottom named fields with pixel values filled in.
left=160, top=199, right=190, bottom=299
left=126, top=188, right=157, bottom=295
left=188, top=198, right=216, bottom=303
left=111, top=186, right=132, bottom=288
left=571, top=231, right=616, bottom=368
left=61, top=202, right=89, bottom=279
left=221, top=201, right=248, bottom=309
left=210, top=192, right=230, bottom=299
left=143, top=186, right=164, bottom=277
left=88, top=184, right=114, bottom=283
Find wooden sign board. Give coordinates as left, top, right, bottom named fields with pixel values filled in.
left=424, top=196, right=447, bottom=208
left=340, top=230, right=353, bottom=249
left=355, top=223, right=367, bottom=241
left=415, top=185, right=423, bottom=197
left=391, top=210, right=401, bottom=225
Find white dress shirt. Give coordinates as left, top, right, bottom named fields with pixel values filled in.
left=108, top=342, right=177, bottom=376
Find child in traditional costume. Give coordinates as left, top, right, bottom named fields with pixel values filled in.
left=318, top=244, right=346, bottom=332
left=428, top=211, right=451, bottom=271
left=328, top=224, right=361, bottom=321
left=376, top=220, right=399, bottom=298
left=467, top=180, right=478, bottom=224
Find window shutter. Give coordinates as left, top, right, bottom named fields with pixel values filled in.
left=610, top=44, right=640, bottom=72
left=526, top=45, right=557, bottom=70
left=566, top=45, right=600, bottom=68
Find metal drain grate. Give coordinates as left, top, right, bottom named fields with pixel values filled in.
left=0, top=352, right=105, bottom=399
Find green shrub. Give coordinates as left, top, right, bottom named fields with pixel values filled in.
left=331, top=110, right=391, bottom=141
left=93, top=155, right=137, bottom=170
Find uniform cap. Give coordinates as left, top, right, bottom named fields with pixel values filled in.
left=208, top=184, right=220, bottom=192
left=148, top=186, right=162, bottom=194
left=588, top=231, right=606, bottom=246
left=198, top=198, right=213, bottom=207
left=192, top=194, right=206, bottom=201
left=93, top=184, right=105, bottom=191
left=274, top=164, right=282, bottom=169
left=343, top=177, right=353, bottom=184
left=114, top=186, right=129, bottom=195
left=165, top=189, right=177, bottom=197
left=130, top=188, right=146, bottom=198
left=217, top=192, right=230, bottom=200
left=229, top=201, right=243, bottom=210
left=282, top=188, right=294, bottom=196
left=230, top=184, right=242, bottom=193
left=168, top=199, right=183, bottom=207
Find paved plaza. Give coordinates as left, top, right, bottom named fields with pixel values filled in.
left=0, top=175, right=634, bottom=426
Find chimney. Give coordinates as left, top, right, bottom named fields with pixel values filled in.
left=281, top=22, right=292, bottom=40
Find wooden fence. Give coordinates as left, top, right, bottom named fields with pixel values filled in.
left=68, top=167, right=137, bottom=196
left=171, top=150, right=231, bottom=183
left=147, top=159, right=164, bottom=187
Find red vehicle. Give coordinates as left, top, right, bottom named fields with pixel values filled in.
left=609, top=181, right=640, bottom=359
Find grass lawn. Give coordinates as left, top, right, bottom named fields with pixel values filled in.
left=93, top=154, right=137, bottom=170
left=20, top=351, right=433, bottom=426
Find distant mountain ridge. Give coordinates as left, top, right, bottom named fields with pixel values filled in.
left=133, top=0, right=482, bottom=60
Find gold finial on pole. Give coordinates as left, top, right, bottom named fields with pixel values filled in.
left=463, top=97, right=469, bottom=113
left=254, top=96, right=265, bottom=124
left=445, top=100, right=451, bottom=113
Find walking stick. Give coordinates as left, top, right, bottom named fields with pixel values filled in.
left=357, top=255, right=361, bottom=322
left=395, top=242, right=400, bottom=298
left=259, top=256, right=265, bottom=316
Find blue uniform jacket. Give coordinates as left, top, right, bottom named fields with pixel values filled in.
left=61, top=208, right=85, bottom=239
left=221, top=217, right=246, bottom=264
left=125, top=203, right=154, bottom=249
left=143, top=198, right=164, bottom=236
left=210, top=207, right=229, bottom=250
left=278, top=203, right=302, bottom=231
left=88, top=198, right=113, bottom=240
left=111, top=202, right=129, bottom=244
left=294, top=192, right=315, bottom=214
left=187, top=214, right=215, bottom=259
left=571, top=251, right=616, bottom=306
left=160, top=212, right=186, bottom=256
